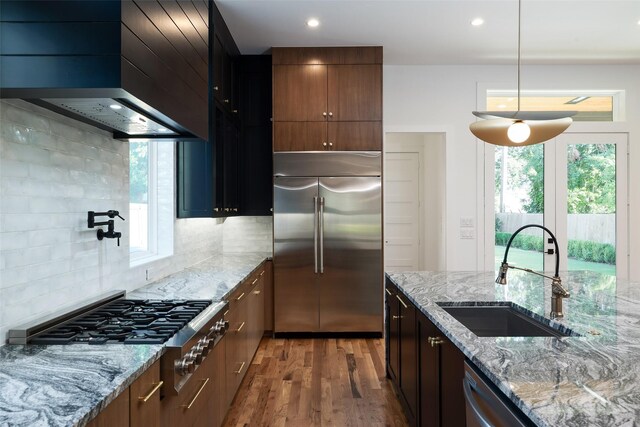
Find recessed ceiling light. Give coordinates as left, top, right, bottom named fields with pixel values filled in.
left=306, top=18, right=320, bottom=28
left=471, top=18, right=484, bottom=26
left=109, top=104, right=122, bottom=110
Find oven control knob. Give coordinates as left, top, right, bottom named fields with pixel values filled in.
left=185, top=351, right=199, bottom=369
left=209, top=320, right=229, bottom=337
left=215, top=320, right=229, bottom=334
left=175, top=357, right=195, bottom=376
left=206, top=336, right=216, bottom=350
left=195, top=341, right=209, bottom=358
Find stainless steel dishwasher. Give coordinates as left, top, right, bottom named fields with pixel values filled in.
left=463, top=361, right=533, bottom=427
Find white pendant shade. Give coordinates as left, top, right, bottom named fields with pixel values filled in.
left=472, top=110, right=577, bottom=121
left=469, top=117, right=573, bottom=147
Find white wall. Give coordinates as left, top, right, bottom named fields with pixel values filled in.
left=0, top=100, right=272, bottom=343
left=384, top=64, right=640, bottom=276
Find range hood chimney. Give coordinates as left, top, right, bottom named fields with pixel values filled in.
left=0, top=0, right=210, bottom=141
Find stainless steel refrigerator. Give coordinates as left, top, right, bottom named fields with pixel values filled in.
left=273, top=152, right=382, bottom=333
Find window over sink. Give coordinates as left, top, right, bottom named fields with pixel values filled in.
left=129, top=140, right=174, bottom=266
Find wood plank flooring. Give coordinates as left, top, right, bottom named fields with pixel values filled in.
left=223, top=338, right=408, bottom=427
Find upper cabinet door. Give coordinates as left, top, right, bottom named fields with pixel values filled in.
left=213, top=34, right=224, bottom=103
left=273, top=65, right=327, bottom=121
left=327, top=64, right=382, bottom=121
left=328, top=122, right=382, bottom=151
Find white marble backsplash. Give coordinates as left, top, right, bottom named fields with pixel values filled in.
left=223, top=216, right=272, bottom=253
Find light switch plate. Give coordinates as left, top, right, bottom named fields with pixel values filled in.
left=460, top=229, right=475, bottom=239
left=460, top=217, right=474, bottom=228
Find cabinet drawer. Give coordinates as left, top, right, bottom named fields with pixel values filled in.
left=225, top=303, right=249, bottom=407
left=227, top=276, right=254, bottom=313
left=130, top=360, right=161, bottom=427
left=161, top=362, right=213, bottom=427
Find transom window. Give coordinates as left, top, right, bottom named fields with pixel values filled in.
left=486, top=90, right=623, bottom=122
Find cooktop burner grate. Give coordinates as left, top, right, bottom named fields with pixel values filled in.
left=30, top=299, right=212, bottom=345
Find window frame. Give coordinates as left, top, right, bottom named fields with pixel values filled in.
left=129, top=140, right=174, bottom=267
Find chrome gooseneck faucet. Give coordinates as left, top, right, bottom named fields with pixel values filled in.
left=496, top=224, right=570, bottom=318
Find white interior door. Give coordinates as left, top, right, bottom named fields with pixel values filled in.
left=384, top=152, right=421, bottom=271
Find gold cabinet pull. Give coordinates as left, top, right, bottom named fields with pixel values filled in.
left=138, top=381, right=163, bottom=403
left=234, top=362, right=246, bottom=374
left=395, top=294, right=408, bottom=309
left=429, top=337, right=444, bottom=347
left=391, top=315, right=403, bottom=319
left=252, top=278, right=258, bottom=285
left=253, top=290, right=261, bottom=295
left=385, top=288, right=392, bottom=296
left=260, top=270, right=265, bottom=277
left=236, top=292, right=245, bottom=301
left=235, top=322, right=245, bottom=332
left=182, top=378, right=209, bottom=409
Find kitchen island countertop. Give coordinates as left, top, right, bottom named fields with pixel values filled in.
left=0, top=251, right=270, bottom=427
left=386, top=270, right=640, bottom=427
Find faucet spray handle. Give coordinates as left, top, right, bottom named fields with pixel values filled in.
left=495, top=262, right=509, bottom=285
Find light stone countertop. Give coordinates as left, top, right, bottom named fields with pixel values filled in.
left=0, top=252, right=270, bottom=427
left=386, top=270, right=640, bottom=427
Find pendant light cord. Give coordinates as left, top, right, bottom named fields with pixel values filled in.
left=517, top=0, right=521, bottom=112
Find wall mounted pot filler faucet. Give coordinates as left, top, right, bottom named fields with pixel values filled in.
left=87, top=210, right=125, bottom=246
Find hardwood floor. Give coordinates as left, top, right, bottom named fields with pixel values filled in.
left=222, top=338, right=408, bottom=427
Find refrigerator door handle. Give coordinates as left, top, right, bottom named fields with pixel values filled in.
left=313, top=196, right=319, bottom=274
left=319, top=197, right=325, bottom=274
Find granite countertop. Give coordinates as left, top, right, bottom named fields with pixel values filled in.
left=386, top=270, right=640, bottom=427
left=0, top=252, right=270, bottom=427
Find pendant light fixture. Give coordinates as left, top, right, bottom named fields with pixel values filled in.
left=469, top=0, right=577, bottom=147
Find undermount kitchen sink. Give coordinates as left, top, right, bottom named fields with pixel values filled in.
left=437, top=303, right=575, bottom=338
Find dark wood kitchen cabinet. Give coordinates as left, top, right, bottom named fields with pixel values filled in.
left=87, top=389, right=129, bottom=427
left=88, top=359, right=161, bottom=427
left=272, top=47, right=382, bottom=152
left=129, top=359, right=162, bottom=427
left=386, top=281, right=418, bottom=426
left=176, top=139, right=213, bottom=218
left=161, top=340, right=224, bottom=427
left=386, top=277, right=466, bottom=427
left=263, top=261, right=274, bottom=333
left=176, top=9, right=273, bottom=218
left=418, top=314, right=466, bottom=427
left=225, top=262, right=268, bottom=407
left=238, top=56, right=273, bottom=216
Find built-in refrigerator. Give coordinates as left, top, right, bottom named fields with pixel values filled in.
left=273, top=152, right=382, bottom=333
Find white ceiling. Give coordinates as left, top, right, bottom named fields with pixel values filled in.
left=215, top=0, right=640, bottom=65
